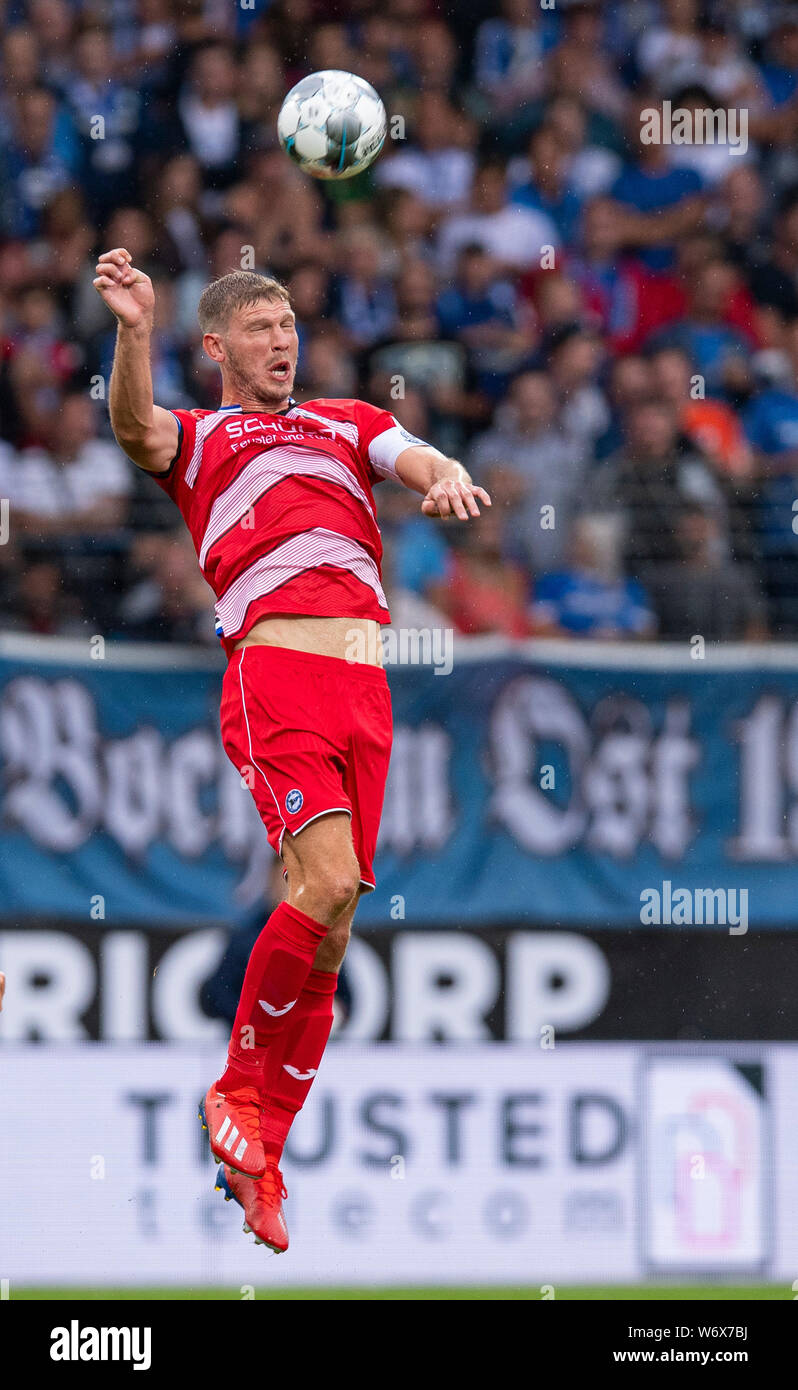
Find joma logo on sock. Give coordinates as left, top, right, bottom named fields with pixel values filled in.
left=639, top=880, right=748, bottom=934
left=259, top=998, right=297, bottom=1016
left=50, top=1320, right=152, bottom=1370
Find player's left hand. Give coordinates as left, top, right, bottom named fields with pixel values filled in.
left=0, top=972, right=5, bottom=1012
left=421, top=480, right=491, bottom=520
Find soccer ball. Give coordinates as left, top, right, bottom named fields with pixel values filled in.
left=277, top=70, right=387, bottom=181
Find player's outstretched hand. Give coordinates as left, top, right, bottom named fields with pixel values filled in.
left=93, top=248, right=155, bottom=328
left=421, top=479, right=492, bottom=521
left=0, top=971, right=5, bottom=1012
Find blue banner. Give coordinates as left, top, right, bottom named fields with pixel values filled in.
left=1, top=634, right=797, bottom=928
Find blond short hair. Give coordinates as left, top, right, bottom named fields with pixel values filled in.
left=197, top=270, right=292, bottom=333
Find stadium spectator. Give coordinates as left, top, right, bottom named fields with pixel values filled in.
left=532, top=514, right=655, bottom=639
left=642, top=506, right=768, bottom=641
left=72, top=205, right=163, bottom=341
left=509, top=124, right=583, bottom=244
left=0, top=557, right=86, bottom=635
left=375, top=186, right=435, bottom=269
left=117, top=531, right=218, bottom=644
left=742, top=316, right=798, bottom=628
left=466, top=369, right=586, bottom=570
left=1, top=86, right=78, bottom=238
left=759, top=8, right=798, bottom=109
left=548, top=4, right=628, bottom=123
left=295, top=324, right=358, bottom=398
left=412, top=18, right=460, bottom=98
left=636, top=0, right=702, bottom=92
left=30, top=188, right=95, bottom=298
left=374, top=91, right=476, bottom=210
left=237, top=42, right=286, bottom=148
left=28, top=0, right=76, bottom=88
left=436, top=243, right=536, bottom=399
left=739, top=187, right=798, bottom=318
left=1, top=24, right=40, bottom=101
left=567, top=194, right=684, bottom=352
left=610, top=95, right=706, bottom=269
left=151, top=155, right=208, bottom=275
left=427, top=505, right=534, bottom=638
left=680, top=15, right=762, bottom=106
left=665, top=83, right=755, bottom=187
left=651, top=344, right=754, bottom=479
left=546, top=324, right=610, bottom=453
left=177, top=43, right=243, bottom=188
left=7, top=284, right=80, bottom=389
left=354, top=15, right=416, bottom=99
left=525, top=270, right=586, bottom=341
left=336, top=225, right=398, bottom=349
left=590, top=398, right=729, bottom=575
left=474, top=0, right=550, bottom=116
left=437, top=157, right=558, bottom=275
left=61, top=25, right=145, bottom=217
left=595, top=352, right=654, bottom=459
left=9, top=390, right=131, bottom=537
left=545, top=95, right=623, bottom=201
left=650, top=258, right=754, bottom=393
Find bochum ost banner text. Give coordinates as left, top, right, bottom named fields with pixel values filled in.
left=1, top=633, right=798, bottom=929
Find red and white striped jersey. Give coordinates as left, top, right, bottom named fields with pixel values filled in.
left=152, top=397, right=426, bottom=656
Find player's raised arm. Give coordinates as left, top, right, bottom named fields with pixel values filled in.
left=93, top=248, right=178, bottom=474
left=394, top=444, right=492, bottom=521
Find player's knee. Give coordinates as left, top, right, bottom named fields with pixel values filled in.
left=315, top=864, right=360, bottom=918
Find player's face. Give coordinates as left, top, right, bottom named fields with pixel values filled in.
left=221, top=298, right=299, bottom=406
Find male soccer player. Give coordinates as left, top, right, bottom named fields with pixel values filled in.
left=94, top=248, right=490, bottom=1250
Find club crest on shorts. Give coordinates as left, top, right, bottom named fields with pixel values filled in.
left=285, top=788, right=304, bottom=814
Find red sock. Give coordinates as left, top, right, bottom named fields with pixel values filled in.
left=260, top=967, right=337, bottom=1161
left=219, top=902, right=327, bottom=1092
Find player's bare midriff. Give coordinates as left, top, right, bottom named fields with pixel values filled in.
left=234, top=614, right=384, bottom=665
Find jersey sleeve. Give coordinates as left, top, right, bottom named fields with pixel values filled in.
left=148, top=408, right=200, bottom=498
left=352, top=400, right=430, bottom=483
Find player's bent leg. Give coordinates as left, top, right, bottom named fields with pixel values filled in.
left=204, top=814, right=359, bottom=1176
left=281, top=809, right=362, bottom=926
left=215, top=891, right=364, bottom=1241
left=303, top=871, right=361, bottom=974
left=202, top=901, right=326, bottom=1174
left=254, top=888, right=363, bottom=1192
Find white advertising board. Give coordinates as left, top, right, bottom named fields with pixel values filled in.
left=1, top=1042, right=637, bottom=1287
left=2, top=1042, right=795, bottom=1287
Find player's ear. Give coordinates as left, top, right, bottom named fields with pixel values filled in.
left=203, top=331, right=225, bottom=364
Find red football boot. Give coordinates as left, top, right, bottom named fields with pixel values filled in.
left=199, top=1082, right=266, bottom=1178
left=214, top=1162, right=290, bottom=1253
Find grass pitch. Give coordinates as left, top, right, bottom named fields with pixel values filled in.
left=12, top=1285, right=790, bottom=1300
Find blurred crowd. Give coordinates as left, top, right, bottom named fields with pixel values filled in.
left=2, top=0, right=798, bottom=643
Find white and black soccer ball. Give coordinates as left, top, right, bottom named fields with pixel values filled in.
left=277, top=70, right=387, bottom=181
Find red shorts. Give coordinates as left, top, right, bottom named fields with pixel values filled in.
left=220, top=645, right=393, bottom=891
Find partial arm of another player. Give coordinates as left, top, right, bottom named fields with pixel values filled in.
left=394, top=445, right=491, bottom=520
left=94, top=248, right=178, bottom=474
